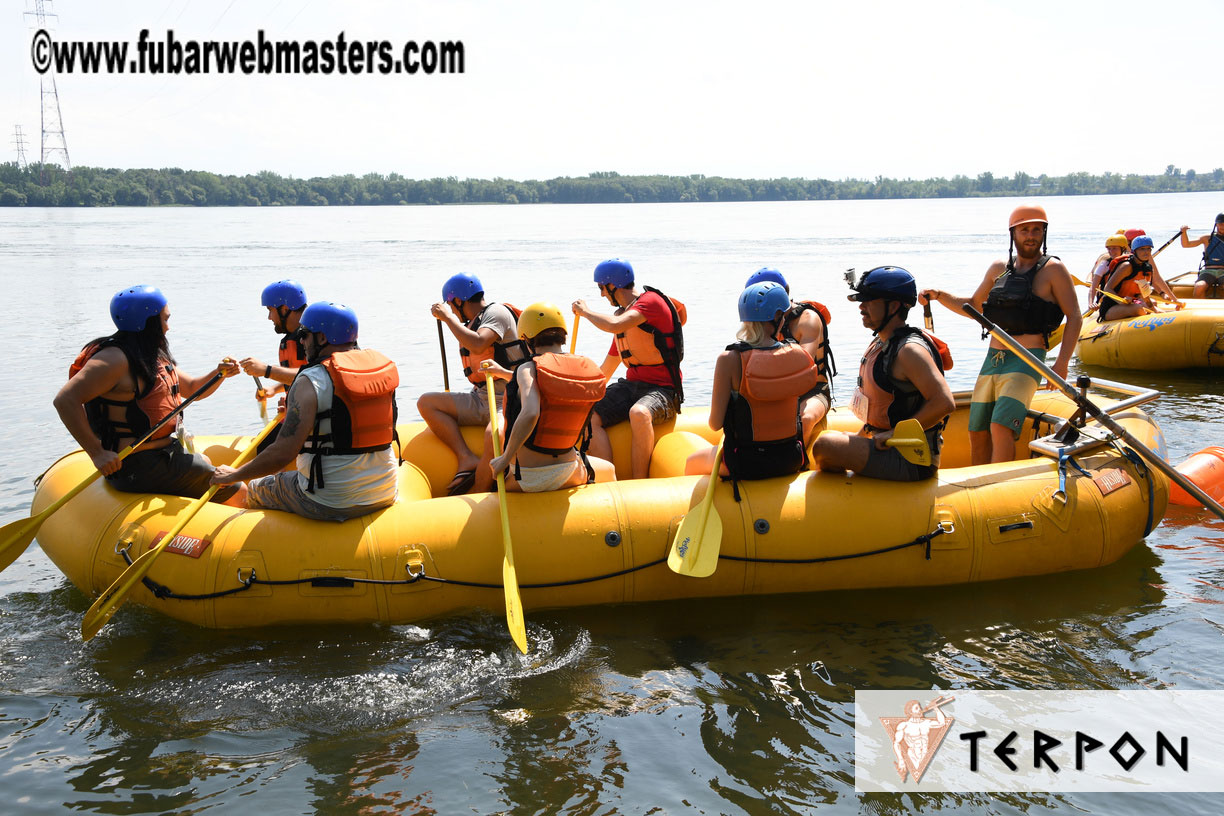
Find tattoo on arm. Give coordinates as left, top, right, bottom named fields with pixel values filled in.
left=282, top=400, right=302, bottom=437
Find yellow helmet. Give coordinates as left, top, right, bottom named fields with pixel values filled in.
left=517, top=302, right=567, bottom=341
left=1105, top=234, right=1129, bottom=249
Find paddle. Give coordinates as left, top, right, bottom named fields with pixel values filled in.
left=80, top=414, right=282, bottom=640
left=0, top=370, right=228, bottom=575
left=252, top=375, right=269, bottom=421
left=962, top=304, right=1224, bottom=522
left=884, top=418, right=932, bottom=467
left=923, top=302, right=934, bottom=332
left=570, top=314, right=580, bottom=354
left=1069, top=274, right=1134, bottom=306
left=484, top=369, right=528, bottom=653
left=667, top=446, right=723, bottom=578
left=437, top=320, right=450, bottom=392
left=1154, top=230, right=1180, bottom=256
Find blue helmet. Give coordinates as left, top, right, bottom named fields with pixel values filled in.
left=847, top=266, right=917, bottom=307
left=442, top=273, right=483, bottom=303
left=1130, top=235, right=1155, bottom=251
left=299, top=301, right=358, bottom=345
left=261, top=279, right=307, bottom=310
left=739, top=282, right=791, bottom=323
left=745, top=267, right=788, bottom=291
left=110, top=285, right=168, bottom=332
left=594, top=258, right=634, bottom=288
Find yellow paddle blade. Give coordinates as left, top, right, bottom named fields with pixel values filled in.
left=668, top=447, right=723, bottom=578
left=885, top=418, right=931, bottom=467
left=0, top=515, right=42, bottom=573
left=81, top=416, right=281, bottom=640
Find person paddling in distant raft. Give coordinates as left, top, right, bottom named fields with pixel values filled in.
left=211, top=302, right=400, bottom=521
left=485, top=303, right=615, bottom=492
left=1097, top=234, right=1182, bottom=321
left=685, top=282, right=819, bottom=490
left=417, top=273, right=528, bottom=495
left=54, top=285, right=243, bottom=503
left=1179, top=213, right=1224, bottom=298
left=1088, top=232, right=1129, bottom=307
left=811, top=268, right=953, bottom=481
left=743, top=267, right=835, bottom=444
left=919, top=205, right=1080, bottom=465
left=239, top=279, right=309, bottom=397
left=572, top=258, right=686, bottom=480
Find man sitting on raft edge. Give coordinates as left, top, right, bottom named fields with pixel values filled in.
left=210, top=301, right=400, bottom=521
left=810, top=267, right=954, bottom=481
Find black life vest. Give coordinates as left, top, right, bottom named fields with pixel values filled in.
left=981, top=254, right=1065, bottom=344
left=780, top=299, right=837, bottom=396
left=1204, top=234, right=1224, bottom=268
left=853, top=327, right=951, bottom=457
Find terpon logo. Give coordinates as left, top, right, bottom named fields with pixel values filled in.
left=877, top=695, right=955, bottom=783
left=1126, top=315, right=1176, bottom=332
left=854, top=690, right=1211, bottom=793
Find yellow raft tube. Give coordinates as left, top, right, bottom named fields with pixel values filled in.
left=1076, top=300, right=1224, bottom=369
left=32, top=387, right=1168, bottom=630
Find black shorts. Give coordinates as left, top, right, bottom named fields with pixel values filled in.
left=726, top=438, right=805, bottom=481
left=593, top=379, right=679, bottom=428
left=107, top=441, right=239, bottom=502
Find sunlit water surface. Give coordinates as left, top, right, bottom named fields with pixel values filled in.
left=2, top=194, right=1223, bottom=813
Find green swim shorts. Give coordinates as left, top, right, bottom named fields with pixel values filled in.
left=968, top=347, right=1045, bottom=438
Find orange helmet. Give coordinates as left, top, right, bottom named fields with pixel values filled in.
left=1008, top=205, right=1048, bottom=229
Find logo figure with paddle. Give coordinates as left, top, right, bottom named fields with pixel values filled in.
left=878, top=695, right=955, bottom=783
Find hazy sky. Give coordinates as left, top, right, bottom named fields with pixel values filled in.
left=4, top=0, right=1221, bottom=180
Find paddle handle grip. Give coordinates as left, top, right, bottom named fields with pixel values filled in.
left=962, top=304, right=1224, bottom=521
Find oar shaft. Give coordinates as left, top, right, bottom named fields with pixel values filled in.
left=962, top=304, right=1224, bottom=521
left=1154, top=230, right=1180, bottom=256
left=485, top=371, right=528, bottom=653
left=570, top=314, right=580, bottom=354
left=437, top=320, right=450, bottom=392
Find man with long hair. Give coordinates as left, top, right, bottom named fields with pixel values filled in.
left=54, top=285, right=242, bottom=502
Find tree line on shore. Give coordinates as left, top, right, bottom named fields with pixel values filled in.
left=2, top=163, right=1221, bottom=208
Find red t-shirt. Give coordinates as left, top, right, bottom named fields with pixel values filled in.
left=607, top=290, right=681, bottom=388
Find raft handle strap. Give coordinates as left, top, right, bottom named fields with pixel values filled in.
left=1055, top=447, right=1093, bottom=503
left=1119, top=445, right=1156, bottom=537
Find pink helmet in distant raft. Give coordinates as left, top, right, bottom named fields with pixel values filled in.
left=1124, top=228, right=1146, bottom=245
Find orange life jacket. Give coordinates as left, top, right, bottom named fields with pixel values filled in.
left=460, top=303, right=528, bottom=384
left=613, top=286, right=687, bottom=401
left=503, top=352, right=607, bottom=456
left=1106, top=256, right=1153, bottom=300
left=301, top=348, right=399, bottom=492
left=851, top=327, right=951, bottom=432
left=68, top=340, right=181, bottom=452
left=279, top=334, right=308, bottom=370
left=721, top=341, right=817, bottom=493
left=779, top=299, right=837, bottom=390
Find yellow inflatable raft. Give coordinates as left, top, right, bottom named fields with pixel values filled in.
left=31, top=388, right=1168, bottom=631
left=1076, top=300, right=1224, bottom=369
left=1171, top=281, right=1223, bottom=300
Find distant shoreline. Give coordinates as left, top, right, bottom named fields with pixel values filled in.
left=2, top=165, right=1221, bottom=208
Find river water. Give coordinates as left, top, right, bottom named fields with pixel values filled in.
left=2, top=194, right=1223, bottom=813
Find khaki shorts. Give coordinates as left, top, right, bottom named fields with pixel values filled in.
left=247, top=471, right=393, bottom=522
left=452, top=386, right=503, bottom=426
left=516, top=459, right=586, bottom=493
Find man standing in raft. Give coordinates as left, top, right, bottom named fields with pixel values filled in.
left=1179, top=213, right=1224, bottom=298
left=571, top=258, right=686, bottom=480
left=919, top=205, right=1080, bottom=465
left=743, top=267, right=835, bottom=444
left=811, top=267, right=954, bottom=481
left=55, top=285, right=242, bottom=502
left=239, top=279, right=309, bottom=395
left=486, top=303, right=615, bottom=491
left=417, top=273, right=527, bottom=495
left=211, top=302, right=400, bottom=521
